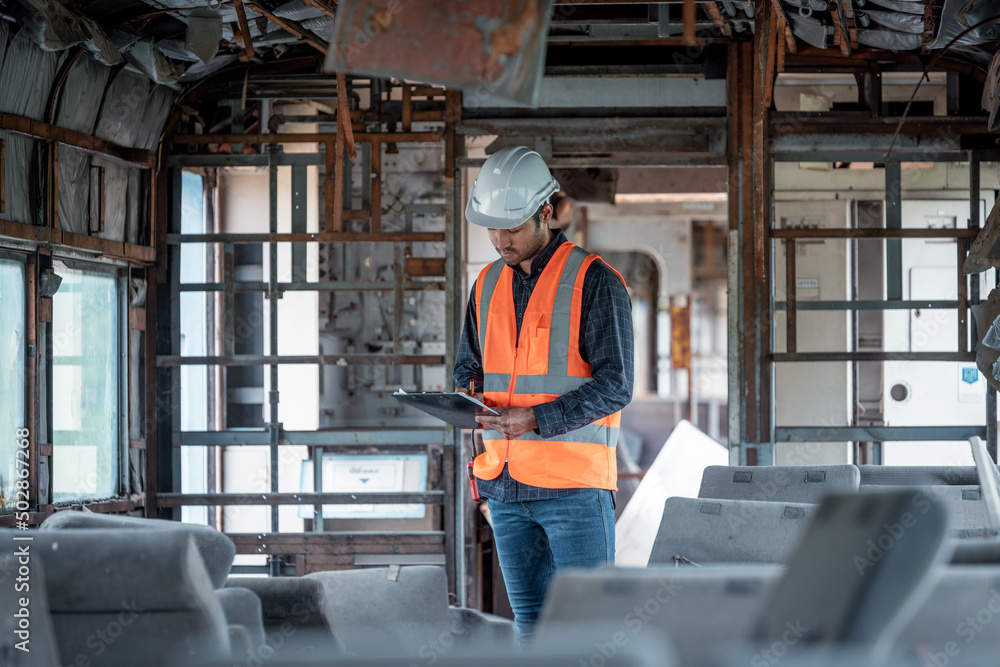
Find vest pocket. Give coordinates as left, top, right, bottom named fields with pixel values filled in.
left=525, top=327, right=550, bottom=375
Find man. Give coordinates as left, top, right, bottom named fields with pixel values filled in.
left=453, top=146, right=634, bottom=644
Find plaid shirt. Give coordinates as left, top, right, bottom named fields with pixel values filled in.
left=454, top=229, right=634, bottom=502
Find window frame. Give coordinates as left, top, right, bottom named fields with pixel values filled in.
left=50, top=256, right=129, bottom=503
left=0, top=249, right=30, bottom=512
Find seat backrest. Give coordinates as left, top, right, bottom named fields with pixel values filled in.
left=858, top=466, right=981, bottom=487
left=0, top=528, right=231, bottom=667
left=215, top=587, right=267, bottom=661
left=39, top=510, right=235, bottom=588
left=864, top=485, right=991, bottom=535
left=699, top=465, right=860, bottom=504
left=536, top=565, right=780, bottom=667
left=225, top=575, right=342, bottom=652
left=751, top=489, right=951, bottom=657
left=303, top=565, right=450, bottom=656
left=648, top=497, right=816, bottom=565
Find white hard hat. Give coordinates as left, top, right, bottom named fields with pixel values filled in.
left=466, top=146, right=560, bottom=229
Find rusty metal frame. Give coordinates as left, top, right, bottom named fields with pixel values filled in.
left=0, top=112, right=155, bottom=169
left=158, top=491, right=445, bottom=506
left=25, top=252, right=37, bottom=509
left=767, top=147, right=997, bottom=461
left=172, top=131, right=441, bottom=145
left=162, top=79, right=460, bottom=583
left=0, top=219, right=156, bottom=264
left=157, top=353, right=445, bottom=367
left=232, top=0, right=255, bottom=58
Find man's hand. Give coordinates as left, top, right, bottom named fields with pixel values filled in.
left=455, top=385, right=485, bottom=403
left=475, top=407, right=538, bottom=440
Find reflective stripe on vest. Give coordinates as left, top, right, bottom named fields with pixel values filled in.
left=472, top=242, right=623, bottom=491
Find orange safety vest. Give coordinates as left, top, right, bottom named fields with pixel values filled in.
left=472, top=242, right=623, bottom=491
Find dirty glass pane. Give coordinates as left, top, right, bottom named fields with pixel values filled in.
left=52, top=264, right=119, bottom=501
left=0, top=257, right=26, bottom=510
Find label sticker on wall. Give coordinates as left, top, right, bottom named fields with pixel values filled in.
left=959, top=364, right=982, bottom=403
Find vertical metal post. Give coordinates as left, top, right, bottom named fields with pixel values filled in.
left=971, top=153, right=997, bottom=460
left=445, top=89, right=466, bottom=605
left=312, top=444, right=324, bottom=533
left=267, top=145, right=280, bottom=535
left=958, top=238, right=968, bottom=352
left=885, top=159, right=902, bottom=301
left=230, top=100, right=244, bottom=155
left=119, top=272, right=129, bottom=495
left=164, top=168, right=184, bottom=518
left=371, top=140, right=383, bottom=234
left=728, top=228, right=740, bottom=462
left=24, top=253, right=37, bottom=506
left=222, top=244, right=235, bottom=357
left=393, top=245, right=404, bottom=353
left=291, top=165, right=307, bottom=283
left=786, top=239, right=797, bottom=353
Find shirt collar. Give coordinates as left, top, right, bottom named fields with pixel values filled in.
left=512, top=228, right=568, bottom=278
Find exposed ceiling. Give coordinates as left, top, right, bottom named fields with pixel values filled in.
left=2, top=1, right=997, bottom=90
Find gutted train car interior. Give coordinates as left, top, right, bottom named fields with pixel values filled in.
left=5, top=0, right=1000, bottom=665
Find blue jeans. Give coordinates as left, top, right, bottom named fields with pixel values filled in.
left=488, top=489, right=615, bottom=645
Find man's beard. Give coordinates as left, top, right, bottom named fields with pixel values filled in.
left=498, top=222, right=546, bottom=267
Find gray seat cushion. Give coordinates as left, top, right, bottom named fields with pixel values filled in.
left=751, top=490, right=950, bottom=650
left=864, top=485, right=993, bottom=535
left=859, top=466, right=981, bottom=487
left=39, top=511, right=235, bottom=588
left=699, top=465, right=860, bottom=504
left=304, top=565, right=450, bottom=656
left=538, top=565, right=780, bottom=667
left=216, top=587, right=267, bottom=659
left=0, top=528, right=230, bottom=667
left=225, top=576, right=341, bottom=653
left=649, top=497, right=817, bottom=565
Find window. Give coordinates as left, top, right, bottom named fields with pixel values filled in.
left=0, top=255, right=26, bottom=510
left=52, top=262, right=121, bottom=501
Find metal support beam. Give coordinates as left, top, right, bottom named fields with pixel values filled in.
left=291, top=165, right=308, bottom=283
left=167, top=232, right=444, bottom=244
left=775, top=300, right=961, bottom=311
left=444, top=89, right=465, bottom=606
left=0, top=219, right=155, bottom=264
left=785, top=239, right=796, bottom=353
left=177, top=280, right=444, bottom=293
left=729, top=41, right=754, bottom=464
left=751, top=14, right=774, bottom=461
left=157, top=491, right=446, bottom=506
left=178, top=429, right=447, bottom=447
left=774, top=352, right=975, bottom=362
left=885, top=159, right=902, bottom=301
left=776, top=426, right=988, bottom=441
left=0, top=112, right=154, bottom=168
left=157, top=354, right=445, bottom=367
